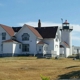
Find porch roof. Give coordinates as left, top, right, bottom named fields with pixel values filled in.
left=2, top=39, right=21, bottom=43
left=63, top=42, right=70, bottom=48
left=37, top=41, right=47, bottom=45
left=60, top=41, right=70, bottom=48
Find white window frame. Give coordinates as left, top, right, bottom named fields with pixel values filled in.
left=22, top=44, right=29, bottom=52
left=22, top=33, right=30, bottom=41
left=2, top=32, right=6, bottom=40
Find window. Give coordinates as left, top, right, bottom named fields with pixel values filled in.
left=39, top=46, right=42, bottom=52
left=22, top=33, right=30, bottom=41
left=1, top=44, right=3, bottom=51
left=2, top=32, right=6, bottom=40
left=19, top=44, right=21, bottom=49
left=11, top=36, right=16, bottom=40
left=39, top=48, right=41, bottom=51
left=22, top=44, right=29, bottom=52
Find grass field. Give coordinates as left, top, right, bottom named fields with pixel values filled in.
left=0, top=57, right=80, bottom=80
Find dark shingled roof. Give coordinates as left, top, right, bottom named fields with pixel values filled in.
left=12, top=26, right=58, bottom=39
left=35, top=26, right=58, bottom=38
left=12, top=27, right=22, bottom=32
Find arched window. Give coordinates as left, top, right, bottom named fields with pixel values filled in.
left=22, top=33, right=30, bottom=41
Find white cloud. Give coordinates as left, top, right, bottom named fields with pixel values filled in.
left=18, top=21, right=61, bottom=27
left=18, top=21, right=80, bottom=43
left=71, top=24, right=80, bottom=32
left=72, top=36, right=80, bottom=40
left=18, top=21, right=80, bottom=31
left=72, top=31, right=80, bottom=41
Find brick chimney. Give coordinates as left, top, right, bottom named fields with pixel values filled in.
left=38, top=19, right=41, bottom=28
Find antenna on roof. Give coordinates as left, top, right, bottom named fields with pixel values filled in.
left=61, top=18, right=63, bottom=24
left=61, top=18, right=63, bottom=26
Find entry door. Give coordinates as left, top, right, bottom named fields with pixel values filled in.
left=38, top=46, right=42, bottom=53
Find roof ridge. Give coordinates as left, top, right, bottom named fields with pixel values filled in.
left=24, top=24, right=43, bottom=39
left=0, top=24, right=11, bottom=28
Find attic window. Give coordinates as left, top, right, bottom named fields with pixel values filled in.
left=22, top=33, right=30, bottom=41
left=2, top=32, right=6, bottom=40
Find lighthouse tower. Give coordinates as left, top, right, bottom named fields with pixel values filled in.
left=60, top=20, right=73, bottom=56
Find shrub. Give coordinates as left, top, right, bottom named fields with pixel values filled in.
left=40, top=75, right=50, bottom=80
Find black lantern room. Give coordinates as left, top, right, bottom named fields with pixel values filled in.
left=60, top=20, right=73, bottom=31
left=62, top=20, right=70, bottom=29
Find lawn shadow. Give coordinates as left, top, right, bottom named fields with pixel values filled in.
left=65, top=65, right=80, bottom=69
left=58, top=70, right=80, bottom=79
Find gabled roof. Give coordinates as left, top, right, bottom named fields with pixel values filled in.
left=12, top=25, right=58, bottom=39
left=35, top=26, right=58, bottom=38
left=19, top=24, right=43, bottom=39
left=0, top=23, right=58, bottom=39
left=0, top=24, right=14, bottom=36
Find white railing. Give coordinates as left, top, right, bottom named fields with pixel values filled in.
left=46, top=50, right=56, bottom=55
left=69, top=26, right=73, bottom=29
left=59, top=26, right=73, bottom=30
left=45, top=50, right=57, bottom=57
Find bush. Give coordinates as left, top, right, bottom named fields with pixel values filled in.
left=40, top=75, right=50, bottom=80
left=55, top=56, right=59, bottom=59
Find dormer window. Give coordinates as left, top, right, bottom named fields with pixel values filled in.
left=22, top=33, right=30, bottom=41
left=2, top=32, right=6, bottom=40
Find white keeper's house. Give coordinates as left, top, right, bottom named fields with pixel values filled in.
left=0, top=20, right=73, bottom=57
